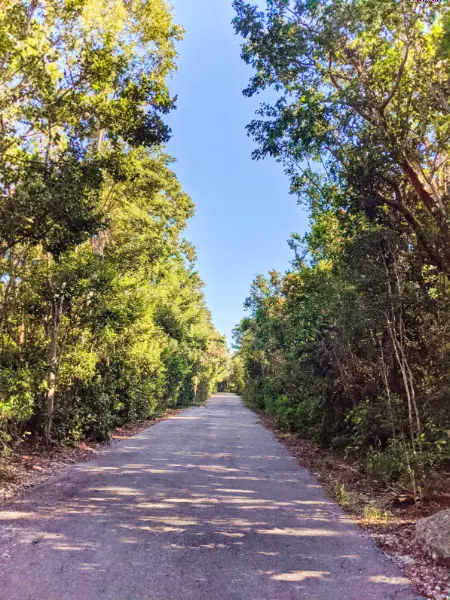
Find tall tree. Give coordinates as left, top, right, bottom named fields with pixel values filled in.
left=233, top=0, right=450, bottom=497
left=0, top=1, right=227, bottom=446
left=233, top=0, right=450, bottom=274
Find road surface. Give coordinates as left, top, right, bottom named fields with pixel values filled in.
left=0, top=394, right=413, bottom=600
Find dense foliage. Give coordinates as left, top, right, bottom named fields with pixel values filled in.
left=0, top=0, right=227, bottom=447
left=233, top=0, right=450, bottom=496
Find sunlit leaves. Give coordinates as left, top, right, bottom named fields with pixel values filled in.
left=0, top=0, right=227, bottom=445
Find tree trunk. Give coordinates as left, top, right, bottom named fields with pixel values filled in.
left=44, top=296, right=61, bottom=443
left=43, top=254, right=64, bottom=444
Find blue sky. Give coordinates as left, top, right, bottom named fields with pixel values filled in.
left=166, top=0, right=309, bottom=345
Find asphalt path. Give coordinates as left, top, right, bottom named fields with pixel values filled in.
left=0, top=394, right=414, bottom=600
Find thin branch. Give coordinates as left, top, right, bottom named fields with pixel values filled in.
left=379, top=45, right=410, bottom=115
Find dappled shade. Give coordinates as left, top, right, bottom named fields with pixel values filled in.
left=0, top=395, right=412, bottom=600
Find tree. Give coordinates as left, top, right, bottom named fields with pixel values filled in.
left=0, top=0, right=179, bottom=255
left=0, top=1, right=227, bottom=446
left=233, top=0, right=450, bottom=274
left=233, top=0, right=450, bottom=496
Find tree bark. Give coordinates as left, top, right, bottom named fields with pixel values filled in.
left=43, top=254, right=63, bottom=443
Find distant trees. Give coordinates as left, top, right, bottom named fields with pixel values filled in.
left=218, top=355, right=245, bottom=395
left=0, top=0, right=227, bottom=447
left=233, top=0, right=450, bottom=496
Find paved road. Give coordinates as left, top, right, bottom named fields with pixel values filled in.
left=0, top=394, right=413, bottom=600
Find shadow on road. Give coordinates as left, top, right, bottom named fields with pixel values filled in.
left=0, top=394, right=413, bottom=600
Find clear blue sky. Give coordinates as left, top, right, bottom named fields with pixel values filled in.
left=166, top=0, right=309, bottom=346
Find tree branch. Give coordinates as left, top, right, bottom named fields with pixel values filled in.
left=379, top=45, right=409, bottom=115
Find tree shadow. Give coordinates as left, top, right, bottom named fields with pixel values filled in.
left=0, top=394, right=414, bottom=600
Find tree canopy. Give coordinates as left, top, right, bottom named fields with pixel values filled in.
left=0, top=0, right=228, bottom=446
left=233, top=0, right=450, bottom=497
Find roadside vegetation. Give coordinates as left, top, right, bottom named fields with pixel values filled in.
left=0, top=0, right=228, bottom=452
left=232, top=0, right=450, bottom=501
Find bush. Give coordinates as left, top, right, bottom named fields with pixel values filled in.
left=364, top=434, right=448, bottom=497
left=0, top=367, right=34, bottom=450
